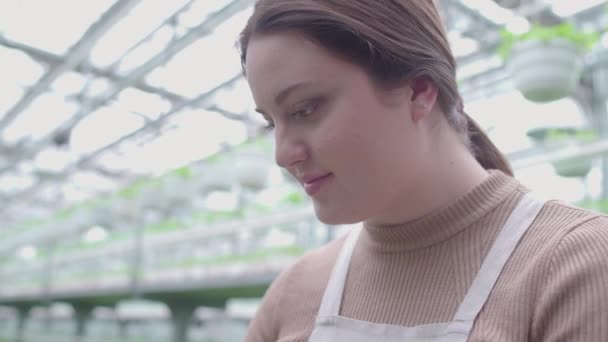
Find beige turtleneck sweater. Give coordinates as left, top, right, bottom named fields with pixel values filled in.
left=245, top=170, right=608, bottom=341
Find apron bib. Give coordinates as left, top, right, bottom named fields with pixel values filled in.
left=309, top=193, right=546, bottom=342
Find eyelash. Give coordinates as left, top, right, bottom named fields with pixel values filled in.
left=264, top=121, right=275, bottom=130
left=264, top=100, right=320, bottom=131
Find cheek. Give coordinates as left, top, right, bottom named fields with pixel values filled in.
left=331, top=103, right=417, bottom=186
left=314, top=102, right=370, bottom=158
left=316, top=101, right=394, bottom=177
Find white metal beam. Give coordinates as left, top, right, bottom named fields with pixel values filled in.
left=0, top=0, right=253, bottom=177
left=0, top=1, right=254, bottom=223
left=0, top=32, right=187, bottom=104
left=0, top=0, right=142, bottom=132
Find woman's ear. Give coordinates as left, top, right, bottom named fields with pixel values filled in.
left=409, top=77, right=439, bottom=122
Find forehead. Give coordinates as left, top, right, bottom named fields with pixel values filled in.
left=245, top=32, right=360, bottom=102
left=246, top=32, right=329, bottom=77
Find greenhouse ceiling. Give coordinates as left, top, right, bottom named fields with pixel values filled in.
left=0, top=0, right=606, bottom=228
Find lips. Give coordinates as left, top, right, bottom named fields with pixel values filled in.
left=299, top=172, right=333, bottom=196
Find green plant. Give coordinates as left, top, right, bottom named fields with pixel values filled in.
left=248, top=203, right=274, bottom=215
left=155, top=245, right=306, bottom=270
left=206, top=151, right=226, bottom=163
left=190, top=210, right=239, bottom=224
left=172, top=165, right=192, bottom=179
left=52, top=206, right=79, bottom=220
left=499, top=23, right=599, bottom=60
left=118, top=177, right=162, bottom=199
left=577, top=198, right=608, bottom=213
left=144, top=219, right=186, bottom=234
left=281, top=191, right=306, bottom=206
left=527, top=127, right=597, bottom=178
left=547, top=129, right=597, bottom=142
left=527, top=127, right=598, bottom=143
left=236, top=135, right=273, bottom=151
left=207, top=209, right=243, bottom=223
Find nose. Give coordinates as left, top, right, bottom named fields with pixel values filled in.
left=274, top=129, right=308, bottom=169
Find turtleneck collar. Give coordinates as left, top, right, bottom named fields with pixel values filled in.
left=361, top=170, right=521, bottom=252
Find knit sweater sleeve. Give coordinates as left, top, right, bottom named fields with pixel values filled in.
left=244, top=265, right=292, bottom=342
left=532, top=216, right=608, bottom=341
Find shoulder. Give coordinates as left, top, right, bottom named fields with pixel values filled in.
left=270, top=232, right=349, bottom=320
left=531, top=198, right=604, bottom=240
left=504, top=197, right=605, bottom=285
left=522, top=198, right=606, bottom=265
left=530, top=204, right=608, bottom=340
left=545, top=208, right=608, bottom=267
left=272, top=232, right=348, bottom=294
left=244, top=232, right=349, bottom=342
left=535, top=199, right=608, bottom=272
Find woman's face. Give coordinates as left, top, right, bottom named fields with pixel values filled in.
left=245, top=32, right=431, bottom=225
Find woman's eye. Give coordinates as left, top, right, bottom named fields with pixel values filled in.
left=263, top=120, right=275, bottom=131
left=261, top=99, right=322, bottom=131
left=290, top=101, right=318, bottom=119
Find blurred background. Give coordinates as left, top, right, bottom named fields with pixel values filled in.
left=0, top=0, right=607, bottom=341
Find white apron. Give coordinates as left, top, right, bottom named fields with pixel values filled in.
left=309, top=193, right=546, bottom=342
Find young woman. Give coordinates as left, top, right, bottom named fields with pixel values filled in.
left=238, top=1, right=608, bottom=341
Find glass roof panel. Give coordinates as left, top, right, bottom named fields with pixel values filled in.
left=98, top=108, right=247, bottom=175
left=114, top=88, right=172, bottom=121
left=0, top=46, right=45, bottom=87
left=551, top=0, right=606, bottom=16
left=68, top=170, right=119, bottom=196
left=176, top=0, right=236, bottom=30
left=145, top=7, right=252, bottom=97
left=89, top=0, right=191, bottom=68
left=459, top=0, right=516, bottom=25
left=33, top=146, right=72, bottom=174
left=115, top=26, right=175, bottom=75
left=211, top=78, right=255, bottom=115
left=50, top=72, right=89, bottom=98
left=2, top=93, right=79, bottom=143
left=0, top=83, right=24, bottom=119
left=69, top=104, right=146, bottom=156
left=0, top=0, right=116, bottom=55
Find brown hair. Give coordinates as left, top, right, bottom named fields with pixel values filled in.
left=238, top=0, right=513, bottom=176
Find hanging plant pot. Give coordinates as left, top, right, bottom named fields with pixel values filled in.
left=527, top=127, right=596, bottom=178
left=201, top=162, right=235, bottom=192
left=163, top=174, right=197, bottom=205
left=500, top=23, right=598, bottom=103
left=551, top=157, right=593, bottom=178
left=508, top=38, right=584, bottom=102
left=232, top=136, right=274, bottom=191
left=235, top=153, right=271, bottom=191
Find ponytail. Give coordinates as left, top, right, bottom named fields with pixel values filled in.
left=464, top=112, right=513, bottom=176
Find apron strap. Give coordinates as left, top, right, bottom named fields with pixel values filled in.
left=316, top=225, right=364, bottom=317
left=452, top=192, right=547, bottom=323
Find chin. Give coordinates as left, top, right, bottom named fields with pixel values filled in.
left=313, top=203, right=363, bottom=226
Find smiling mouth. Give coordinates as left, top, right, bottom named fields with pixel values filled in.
left=302, top=173, right=333, bottom=196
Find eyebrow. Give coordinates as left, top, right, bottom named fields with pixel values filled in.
left=255, top=82, right=313, bottom=115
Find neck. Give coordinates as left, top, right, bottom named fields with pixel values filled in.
left=367, top=122, right=489, bottom=227
left=361, top=170, right=517, bottom=252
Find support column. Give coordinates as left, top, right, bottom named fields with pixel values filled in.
left=118, top=318, right=129, bottom=341
left=591, top=50, right=608, bottom=198
left=43, top=304, right=54, bottom=335
left=72, top=303, right=94, bottom=342
left=166, top=301, right=197, bottom=342
left=15, top=305, right=31, bottom=342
